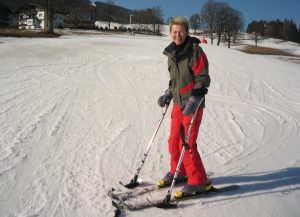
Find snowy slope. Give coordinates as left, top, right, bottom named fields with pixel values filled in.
left=0, top=32, right=300, bottom=217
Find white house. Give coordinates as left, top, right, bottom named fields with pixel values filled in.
left=18, top=5, right=41, bottom=29
left=18, top=4, right=64, bottom=30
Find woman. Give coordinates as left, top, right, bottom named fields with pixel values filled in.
left=157, top=16, right=211, bottom=197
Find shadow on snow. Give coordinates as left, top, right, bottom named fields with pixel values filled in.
left=207, top=167, right=300, bottom=202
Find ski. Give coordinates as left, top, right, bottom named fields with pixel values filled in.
left=112, top=200, right=122, bottom=217
left=108, top=181, right=177, bottom=202
left=113, top=171, right=214, bottom=201
left=174, top=184, right=240, bottom=201
left=110, top=184, right=240, bottom=216
left=156, top=184, right=240, bottom=209
left=113, top=171, right=215, bottom=201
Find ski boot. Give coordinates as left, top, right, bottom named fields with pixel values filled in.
left=156, top=172, right=187, bottom=187
left=174, top=181, right=212, bottom=198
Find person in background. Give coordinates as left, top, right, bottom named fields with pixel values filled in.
left=157, top=16, right=211, bottom=197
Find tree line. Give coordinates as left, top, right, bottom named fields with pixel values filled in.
left=247, top=19, right=300, bottom=43
left=189, top=0, right=244, bottom=48
left=96, top=0, right=164, bottom=35
left=0, top=0, right=164, bottom=35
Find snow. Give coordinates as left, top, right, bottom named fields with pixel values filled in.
left=253, top=38, right=300, bottom=56
left=0, top=29, right=300, bottom=217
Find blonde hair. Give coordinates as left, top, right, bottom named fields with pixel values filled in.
left=169, top=16, right=189, bottom=32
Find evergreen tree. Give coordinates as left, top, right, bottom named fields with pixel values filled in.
left=247, top=19, right=300, bottom=43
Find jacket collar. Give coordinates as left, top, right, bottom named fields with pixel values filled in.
left=163, top=36, right=200, bottom=59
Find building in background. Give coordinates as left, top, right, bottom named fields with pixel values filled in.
left=17, top=4, right=64, bottom=30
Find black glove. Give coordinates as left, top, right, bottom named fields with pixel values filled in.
left=182, top=87, right=208, bottom=115
left=191, top=86, right=208, bottom=97
left=157, top=88, right=173, bottom=107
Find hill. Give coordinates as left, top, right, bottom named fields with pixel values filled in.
left=0, top=32, right=300, bottom=217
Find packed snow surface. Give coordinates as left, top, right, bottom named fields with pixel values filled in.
left=0, top=31, right=300, bottom=217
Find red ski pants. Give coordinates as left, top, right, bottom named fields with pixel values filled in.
left=168, top=104, right=208, bottom=186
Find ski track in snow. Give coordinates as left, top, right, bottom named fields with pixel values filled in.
left=0, top=33, right=300, bottom=217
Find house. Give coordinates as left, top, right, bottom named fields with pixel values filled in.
left=17, top=4, right=42, bottom=29
left=17, top=4, right=64, bottom=30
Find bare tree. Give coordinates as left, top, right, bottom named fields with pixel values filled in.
left=101, top=0, right=115, bottom=30
left=223, top=6, right=239, bottom=48
left=201, top=0, right=244, bottom=47
left=231, top=10, right=244, bottom=44
left=152, top=6, right=164, bottom=35
left=214, top=2, right=228, bottom=46
left=132, top=6, right=163, bottom=35
left=190, top=13, right=201, bottom=34
left=251, top=32, right=260, bottom=46
left=200, top=0, right=217, bottom=44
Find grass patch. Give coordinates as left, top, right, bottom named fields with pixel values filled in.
left=240, top=45, right=297, bottom=56
left=0, top=29, right=61, bottom=38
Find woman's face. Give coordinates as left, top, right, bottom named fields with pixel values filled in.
left=170, top=24, right=188, bottom=45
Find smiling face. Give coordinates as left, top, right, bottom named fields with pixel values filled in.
left=170, top=24, right=188, bottom=45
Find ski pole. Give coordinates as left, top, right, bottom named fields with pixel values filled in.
left=120, top=103, right=170, bottom=189
left=157, top=97, right=204, bottom=208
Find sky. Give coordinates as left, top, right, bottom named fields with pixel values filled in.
left=94, top=0, right=300, bottom=28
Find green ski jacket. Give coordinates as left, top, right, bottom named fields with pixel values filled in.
left=163, top=36, right=210, bottom=108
